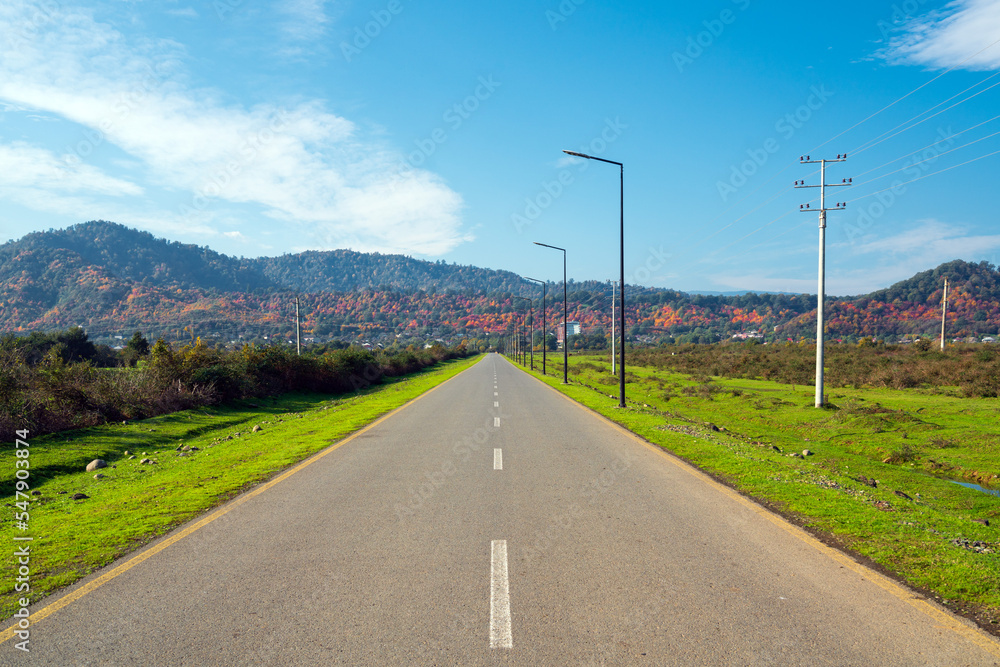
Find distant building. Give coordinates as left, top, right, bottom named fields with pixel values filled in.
left=555, top=322, right=581, bottom=342
left=555, top=322, right=582, bottom=349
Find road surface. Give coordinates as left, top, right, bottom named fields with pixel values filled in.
left=5, top=354, right=999, bottom=665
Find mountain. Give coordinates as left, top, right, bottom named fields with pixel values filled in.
left=1, top=221, right=277, bottom=293
left=1, top=221, right=998, bottom=345
left=249, top=250, right=529, bottom=294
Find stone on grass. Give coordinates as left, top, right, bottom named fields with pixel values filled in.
left=802, top=449, right=813, bottom=457
left=72, top=493, right=89, bottom=500
left=252, top=425, right=262, bottom=433
left=94, top=473, right=106, bottom=479
left=86, top=459, right=107, bottom=472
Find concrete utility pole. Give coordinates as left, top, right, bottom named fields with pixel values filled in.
left=796, top=155, right=851, bottom=408
left=941, top=277, right=949, bottom=351
left=295, top=296, right=301, bottom=356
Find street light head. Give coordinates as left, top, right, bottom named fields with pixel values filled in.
left=562, top=150, right=590, bottom=159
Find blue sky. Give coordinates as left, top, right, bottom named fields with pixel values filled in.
left=1, top=0, right=999, bottom=295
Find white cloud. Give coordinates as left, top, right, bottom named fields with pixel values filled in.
left=0, top=0, right=468, bottom=256
left=850, top=219, right=1000, bottom=259
left=0, top=142, right=142, bottom=196
left=879, top=0, right=1000, bottom=70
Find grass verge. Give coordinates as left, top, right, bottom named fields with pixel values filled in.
left=520, top=353, right=1000, bottom=635
left=1, top=354, right=481, bottom=620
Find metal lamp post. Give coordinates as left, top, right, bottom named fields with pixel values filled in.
left=513, top=296, right=531, bottom=367
left=562, top=150, right=625, bottom=407
left=513, top=296, right=534, bottom=370
left=534, top=242, right=568, bottom=384
left=526, top=277, right=546, bottom=375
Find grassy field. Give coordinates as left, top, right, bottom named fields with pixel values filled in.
left=1, top=354, right=481, bottom=620
left=527, top=352, right=1000, bottom=634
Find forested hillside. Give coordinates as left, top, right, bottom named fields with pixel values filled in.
left=1, top=221, right=998, bottom=345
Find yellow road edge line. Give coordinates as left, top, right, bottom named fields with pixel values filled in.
left=513, top=359, right=1000, bottom=659
left=1, top=356, right=482, bottom=644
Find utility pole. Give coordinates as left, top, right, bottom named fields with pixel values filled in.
left=295, top=296, right=301, bottom=356
left=796, top=154, right=851, bottom=408
left=940, top=277, right=949, bottom=351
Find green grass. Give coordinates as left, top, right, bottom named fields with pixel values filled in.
left=525, top=353, right=1000, bottom=631
left=1, top=354, right=481, bottom=620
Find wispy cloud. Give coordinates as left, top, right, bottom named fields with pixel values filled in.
left=879, top=0, right=1000, bottom=70
left=166, top=7, right=199, bottom=19
left=712, top=220, right=1000, bottom=295
left=0, top=142, right=142, bottom=196
left=850, top=219, right=1000, bottom=258
left=279, top=0, right=331, bottom=41
left=0, top=0, right=468, bottom=256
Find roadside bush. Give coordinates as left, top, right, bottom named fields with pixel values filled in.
left=0, top=333, right=473, bottom=441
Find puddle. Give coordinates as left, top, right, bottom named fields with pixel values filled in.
left=951, top=480, right=1000, bottom=498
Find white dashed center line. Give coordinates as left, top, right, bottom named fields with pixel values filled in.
left=494, top=401, right=499, bottom=408
left=494, top=448, right=503, bottom=470
left=494, top=417, right=500, bottom=427
left=490, top=540, right=512, bottom=649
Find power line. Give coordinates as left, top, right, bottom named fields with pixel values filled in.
left=846, top=146, right=1000, bottom=205
left=807, top=36, right=1000, bottom=156
left=851, top=76, right=1000, bottom=157
left=849, top=129, right=1000, bottom=189
left=850, top=114, right=1000, bottom=180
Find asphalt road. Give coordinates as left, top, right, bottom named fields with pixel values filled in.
left=5, top=353, right=1000, bottom=665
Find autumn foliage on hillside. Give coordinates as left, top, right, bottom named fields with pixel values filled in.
left=2, top=222, right=999, bottom=344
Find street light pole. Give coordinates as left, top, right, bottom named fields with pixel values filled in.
left=610, top=279, right=616, bottom=375
left=562, top=150, right=625, bottom=407
left=513, top=296, right=531, bottom=367
left=526, top=277, right=546, bottom=375
left=534, top=242, right=568, bottom=383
